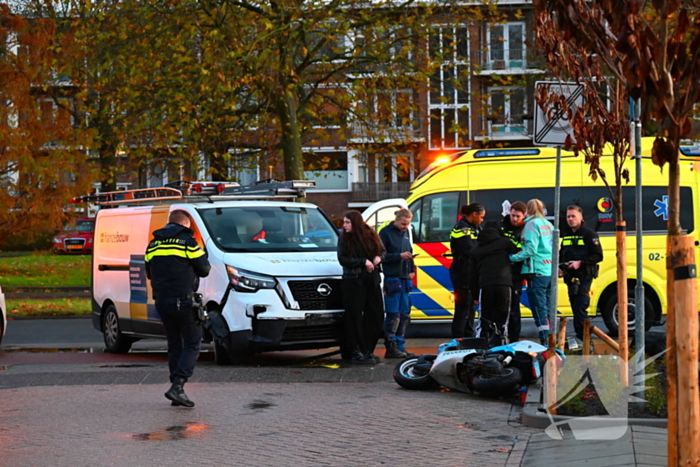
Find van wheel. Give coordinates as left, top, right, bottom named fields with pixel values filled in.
left=213, top=339, right=233, bottom=365
left=103, top=304, right=133, bottom=353
left=602, top=294, right=655, bottom=338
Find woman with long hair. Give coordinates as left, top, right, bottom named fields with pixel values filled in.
left=508, top=199, right=554, bottom=345
left=337, top=210, right=385, bottom=364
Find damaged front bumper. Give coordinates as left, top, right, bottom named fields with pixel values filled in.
left=205, top=311, right=344, bottom=355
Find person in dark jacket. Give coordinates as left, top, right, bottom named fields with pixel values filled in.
left=145, top=209, right=211, bottom=407
left=500, top=201, right=526, bottom=341
left=469, top=221, right=519, bottom=342
left=337, top=210, right=386, bottom=365
left=449, top=202, right=485, bottom=338
left=559, top=205, right=603, bottom=339
left=379, top=208, right=416, bottom=359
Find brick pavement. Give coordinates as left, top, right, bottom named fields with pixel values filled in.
left=0, top=379, right=538, bottom=467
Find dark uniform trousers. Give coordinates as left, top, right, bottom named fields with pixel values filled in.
left=450, top=271, right=475, bottom=338
left=566, top=275, right=594, bottom=339
left=156, top=296, right=202, bottom=382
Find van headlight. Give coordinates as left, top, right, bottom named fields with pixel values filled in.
left=225, top=265, right=277, bottom=293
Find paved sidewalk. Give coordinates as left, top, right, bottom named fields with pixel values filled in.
left=520, top=425, right=667, bottom=466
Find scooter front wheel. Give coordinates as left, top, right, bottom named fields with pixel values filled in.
left=393, top=355, right=438, bottom=390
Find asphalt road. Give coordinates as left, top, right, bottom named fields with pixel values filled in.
left=1, top=315, right=613, bottom=349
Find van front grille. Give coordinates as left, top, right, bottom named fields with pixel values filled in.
left=287, top=279, right=343, bottom=311
left=280, top=323, right=339, bottom=343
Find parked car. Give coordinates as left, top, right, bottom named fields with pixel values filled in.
left=52, top=218, right=96, bottom=254
left=0, top=284, right=6, bottom=345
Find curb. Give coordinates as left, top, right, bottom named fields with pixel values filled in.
left=521, top=383, right=668, bottom=429
left=7, top=315, right=91, bottom=321
left=6, top=292, right=91, bottom=299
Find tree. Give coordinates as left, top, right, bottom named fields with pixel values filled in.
left=534, top=0, right=635, bottom=382
left=0, top=4, right=94, bottom=246
left=533, top=0, right=700, bottom=463
left=16, top=0, right=185, bottom=191
left=125, top=0, right=498, bottom=181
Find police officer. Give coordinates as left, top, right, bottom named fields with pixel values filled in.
left=559, top=205, right=603, bottom=340
left=145, top=210, right=211, bottom=407
left=450, top=202, right=485, bottom=338
left=500, top=201, right=526, bottom=342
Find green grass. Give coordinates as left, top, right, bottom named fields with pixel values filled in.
left=0, top=251, right=91, bottom=287
left=5, top=298, right=91, bottom=317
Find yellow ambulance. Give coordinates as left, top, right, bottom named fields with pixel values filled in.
left=370, top=139, right=700, bottom=336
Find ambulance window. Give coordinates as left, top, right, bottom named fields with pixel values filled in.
left=418, top=192, right=460, bottom=243
left=371, top=206, right=402, bottom=231
left=408, top=199, right=422, bottom=242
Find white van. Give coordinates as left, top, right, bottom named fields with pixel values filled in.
left=84, top=180, right=343, bottom=364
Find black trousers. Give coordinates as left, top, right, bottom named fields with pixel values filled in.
left=507, top=283, right=522, bottom=341
left=567, top=275, right=594, bottom=339
left=479, top=285, right=512, bottom=342
left=341, top=272, right=384, bottom=355
left=450, top=271, right=475, bottom=338
left=156, top=296, right=202, bottom=382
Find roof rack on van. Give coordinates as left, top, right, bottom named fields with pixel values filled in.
left=70, top=180, right=316, bottom=207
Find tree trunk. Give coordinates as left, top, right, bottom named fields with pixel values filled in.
left=668, top=235, right=700, bottom=464
left=616, top=220, right=628, bottom=386
left=210, top=149, right=229, bottom=181
left=99, top=143, right=117, bottom=192
left=277, top=91, right=304, bottom=181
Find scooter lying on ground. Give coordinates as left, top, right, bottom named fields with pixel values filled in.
left=393, top=336, right=556, bottom=395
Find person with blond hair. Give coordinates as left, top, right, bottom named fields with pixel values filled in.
left=508, top=199, right=554, bottom=345
left=379, top=208, right=416, bottom=358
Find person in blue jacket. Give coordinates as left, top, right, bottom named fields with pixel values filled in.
left=379, top=208, right=416, bottom=358
left=508, top=199, right=554, bottom=345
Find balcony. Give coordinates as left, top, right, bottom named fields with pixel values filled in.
left=474, top=115, right=533, bottom=141
left=349, top=122, right=423, bottom=144
left=351, top=182, right=412, bottom=202
left=474, top=48, right=545, bottom=74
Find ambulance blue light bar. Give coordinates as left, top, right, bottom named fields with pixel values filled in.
left=474, top=149, right=541, bottom=158
left=680, top=146, right=700, bottom=157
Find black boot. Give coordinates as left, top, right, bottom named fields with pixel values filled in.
left=165, top=377, right=195, bottom=407
left=349, top=350, right=375, bottom=365
left=384, top=341, right=407, bottom=359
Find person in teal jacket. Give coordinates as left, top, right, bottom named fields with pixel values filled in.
left=508, top=199, right=554, bottom=345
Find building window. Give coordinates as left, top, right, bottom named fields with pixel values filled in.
left=487, top=22, right=525, bottom=69
left=488, top=86, right=526, bottom=134
left=428, top=25, right=470, bottom=150
left=380, top=153, right=415, bottom=183
left=304, top=150, right=348, bottom=190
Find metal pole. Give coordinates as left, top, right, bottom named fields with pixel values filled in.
left=633, top=98, right=645, bottom=398
left=550, top=146, right=562, bottom=341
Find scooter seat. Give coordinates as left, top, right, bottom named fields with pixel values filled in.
left=456, top=337, right=489, bottom=350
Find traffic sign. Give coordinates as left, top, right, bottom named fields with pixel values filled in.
left=533, top=81, right=584, bottom=146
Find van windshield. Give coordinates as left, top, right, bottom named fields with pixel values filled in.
left=198, top=206, right=338, bottom=252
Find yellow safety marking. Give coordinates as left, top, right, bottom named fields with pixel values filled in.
left=411, top=267, right=454, bottom=314
left=412, top=244, right=444, bottom=267
left=130, top=302, right=148, bottom=321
